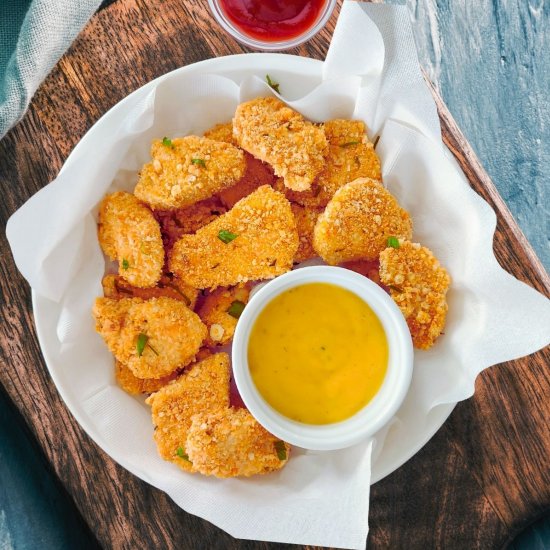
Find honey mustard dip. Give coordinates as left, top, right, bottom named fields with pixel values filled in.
left=248, top=282, right=388, bottom=424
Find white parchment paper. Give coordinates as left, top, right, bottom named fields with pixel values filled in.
left=6, top=3, right=550, bottom=549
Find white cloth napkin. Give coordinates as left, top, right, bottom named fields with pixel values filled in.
left=6, top=3, right=550, bottom=549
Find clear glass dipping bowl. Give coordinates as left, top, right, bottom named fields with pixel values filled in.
left=207, top=0, right=338, bottom=51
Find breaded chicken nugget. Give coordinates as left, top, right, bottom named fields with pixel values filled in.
left=146, top=353, right=231, bottom=472
left=170, top=185, right=298, bottom=289
left=93, top=297, right=207, bottom=379
left=313, top=178, right=412, bottom=264
left=98, top=192, right=164, bottom=288
left=291, top=204, right=323, bottom=263
left=102, top=274, right=199, bottom=309
left=282, top=119, right=382, bottom=208
left=203, top=122, right=236, bottom=145
left=186, top=408, right=290, bottom=478
left=115, top=360, right=180, bottom=395
left=135, top=136, right=246, bottom=209
left=233, top=97, right=328, bottom=192
left=379, top=241, right=451, bottom=350
left=204, top=121, right=277, bottom=208
left=197, top=284, right=250, bottom=346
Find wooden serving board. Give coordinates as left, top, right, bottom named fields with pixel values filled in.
left=0, top=1, right=548, bottom=548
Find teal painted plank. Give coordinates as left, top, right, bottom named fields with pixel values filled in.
left=389, top=0, right=550, bottom=270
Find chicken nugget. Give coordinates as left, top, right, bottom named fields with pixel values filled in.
left=135, top=136, right=246, bottom=209
left=203, top=122, right=236, bottom=145
left=115, top=360, right=180, bottom=395
left=197, top=284, right=250, bottom=346
left=379, top=241, right=450, bottom=350
left=291, top=204, right=323, bottom=263
left=146, top=353, right=231, bottom=472
left=170, top=185, right=298, bottom=289
left=233, top=97, right=328, bottom=192
left=93, top=296, right=207, bottom=379
left=186, top=408, right=290, bottom=478
left=313, top=178, right=412, bottom=264
left=98, top=192, right=164, bottom=288
left=102, top=274, right=199, bottom=309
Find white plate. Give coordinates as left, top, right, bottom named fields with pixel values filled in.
left=32, top=53, right=455, bottom=485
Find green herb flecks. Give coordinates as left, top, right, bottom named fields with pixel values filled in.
left=274, top=440, right=287, bottom=461
left=191, top=158, right=206, bottom=168
left=162, top=136, right=174, bottom=148
left=136, top=333, right=159, bottom=357
left=136, top=333, right=148, bottom=357
left=227, top=300, right=246, bottom=319
left=340, top=140, right=361, bottom=148
left=218, top=229, right=238, bottom=244
left=266, top=74, right=280, bottom=94
left=387, top=236, right=400, bottom=249
left=176, top=447, right=191, bottom=462
left=121, top=258, right=130, bottom=270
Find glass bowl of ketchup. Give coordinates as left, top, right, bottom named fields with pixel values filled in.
left=208, top=0, right=337, bottom=50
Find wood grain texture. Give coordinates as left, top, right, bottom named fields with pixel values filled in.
left=0, top=1, right=548, bottom=549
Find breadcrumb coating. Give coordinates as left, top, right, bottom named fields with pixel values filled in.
left=93, top=297, right=207, bottom=379
left=340, top=259, right=382, bottom=285
left=197, top=284, right=250, bottom=346
left=98, top=192, right=164, bottom=288
left=233, top=97, right=328, bottom=192
left=115, top=360, right=180, bottom=395
left=135, top=136, right=246, bottom=209
left=379, top=241, right=451, bottom=350
left=203, top=122, right=236, bottom=145
left=282, top=119, right=382, bottom=208
left=313, top=178, right=412, bottom=264
left=291, top=204, right=322, bottom=263
left=170, top=185, right=298, bottom=289
left=102, top=274, right=199, bottom=309
left=186, top=408, right=290, bottom=478
left=146, top=353, right=231, bottom=472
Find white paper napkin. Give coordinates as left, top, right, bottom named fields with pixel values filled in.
left=6, top=3, right=550, bottom=549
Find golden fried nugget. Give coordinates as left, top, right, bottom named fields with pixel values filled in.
left=379, top=241, right=451, bottom=350
left=170, top=185, right=298, bottom=289
left=135, top=136, right=246, bottom=209
left=313, top=178, right=412, bottom=264
left=102, top=274, right=199, bottom=309
left=282, top=119, right=382, bottom=208
left=233, top=97, right=328, bottom=192
left=203, top=122, right=236, bottom=145
left=186, top=408, right=290, bottom=478
left=98, top=192, right=164, bottom=288
left=291, top=204, right=323, bottom=263
left=115, top=360, right=180, bottom=395
left=197, top=284, right=250, bottom=346
left=146, top=353, right=231, bottom=472
left=93, top=297, right=207, bottom=379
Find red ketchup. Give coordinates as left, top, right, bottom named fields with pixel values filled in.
left=219, top=0, right=327, bottom=42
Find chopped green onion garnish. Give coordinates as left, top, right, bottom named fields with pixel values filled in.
left=176, top=447, right=191, bottom=462
left=340, top=141, right=361, bottom=148
left=121, top=258, right=129, bottom=270
left=218, top=229, right=238, bottom=244
left=136, top=333, right=148, bottom=357
left=162, top=137, right=174, bottom=148
left=274, top=440, right=287, bottom=461
left=227, top=300, right=246, bottom=319
left=387, top=236, right=400, bottom=249
left=191, top=158, right=206, bottom=167
left=266, top=74, right=280, bottom=94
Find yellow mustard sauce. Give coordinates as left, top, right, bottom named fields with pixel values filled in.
left=248, top=282, right=388, bottom=424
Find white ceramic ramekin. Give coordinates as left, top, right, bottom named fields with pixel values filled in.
left=207, top=0, right=338, bottom=51
left=232, top=266, right=414, bottom=450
